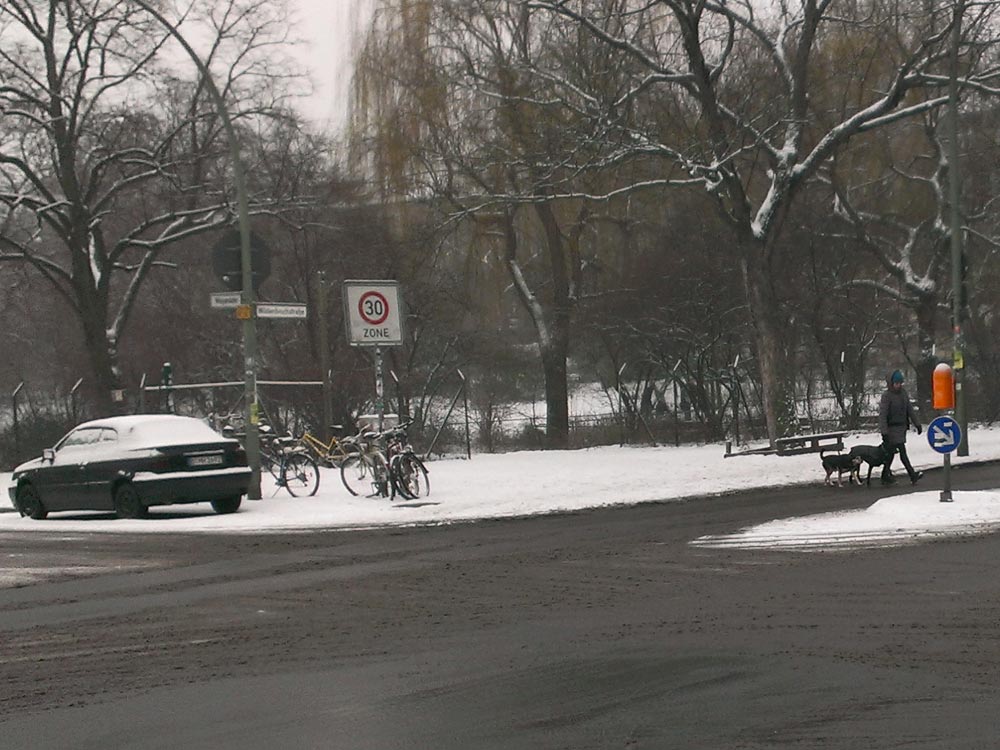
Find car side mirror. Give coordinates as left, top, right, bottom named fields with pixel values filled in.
left=43, top=448, right=55, bottom=463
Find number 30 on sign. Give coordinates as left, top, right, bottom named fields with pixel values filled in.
left=343, top=280, right=404, bottom=346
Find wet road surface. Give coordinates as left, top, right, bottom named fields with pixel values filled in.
left=2, top=461, right=1000, bottom=748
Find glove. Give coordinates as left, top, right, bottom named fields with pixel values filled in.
left=915, top=424, right=922, bottom=435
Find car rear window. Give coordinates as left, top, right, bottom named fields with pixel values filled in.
left=123, top=418, right=228, bottom=448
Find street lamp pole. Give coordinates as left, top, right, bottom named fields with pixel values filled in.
left=947, top=0, right=969, bottom=457
left=130, top=0, right=261, bottom=498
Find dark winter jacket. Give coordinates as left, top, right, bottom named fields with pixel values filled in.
left=878, top=376, right=921, bottom=445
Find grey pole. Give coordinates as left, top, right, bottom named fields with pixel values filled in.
left=616, top=361, right=627, bottom=447
left=316, top=271, right=333, bottom=443
left=12, top=382, right=23, bottom=460
left=71, top=378, right=83, bottom=423
left=458, top=369, right=471, bottom=460
left=941, top=452, right=953, bottom=502
left=732, top=354, right=741, bottom=447
left=130, top=0, right=260, bottom=497
left=374, top=346, right=385, bottom=430
left=672, top=360, right=682, bottom=448
left=947, top=0, right=969, bottom=456
left=389, top=370, right=403, bottom=424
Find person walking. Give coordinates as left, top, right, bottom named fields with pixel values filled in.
left=878, top=370, right=923, bottom=485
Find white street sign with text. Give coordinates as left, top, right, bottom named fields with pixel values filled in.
left=257, top=303, right=307, bottom=319
left=210, top=291, right=242, bottom=309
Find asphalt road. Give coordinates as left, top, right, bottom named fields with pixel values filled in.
left=3, top=462, right=1000, bottom=749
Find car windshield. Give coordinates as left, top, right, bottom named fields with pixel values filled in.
left=56, top=427, right=104, bottom=450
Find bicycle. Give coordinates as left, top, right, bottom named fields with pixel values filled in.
left=339, top=421, right=429, bottom=500
left=227, top=420, right=321, bottom=497
left=387, top=424, right=430, bottom=500
left=339, top=423, right=415, bottom=498
left=297, top=425, right=360, bottom=468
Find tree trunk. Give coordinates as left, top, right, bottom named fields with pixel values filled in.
left=78, top=293, right=123, bottom=417
left=533, top=201, right=573, bottom=449
left=540, top=316, right=570, bottom=449
left=742, top=249, right=798, bottom=443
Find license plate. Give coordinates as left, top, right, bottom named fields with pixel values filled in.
left=188, top=454, right=224, bottom=467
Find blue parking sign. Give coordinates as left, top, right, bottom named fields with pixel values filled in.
left=927, top=415, right=962, bottom=454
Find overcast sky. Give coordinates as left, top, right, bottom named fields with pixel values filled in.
left=290, top=0, right=374, bottom=133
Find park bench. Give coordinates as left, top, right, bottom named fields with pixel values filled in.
left=774, top=430, right=849, bottom=456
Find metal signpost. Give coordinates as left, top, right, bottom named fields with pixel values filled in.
left=343, top=280, right=404, bottom=429
left=209, top=293, right=307, bottom=497
left=132, top=0, right=262, bottom=500
left=928, top=415, right=962, bottom=503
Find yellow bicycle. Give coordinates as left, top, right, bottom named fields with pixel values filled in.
left=297, top=427, right=360, bottom=468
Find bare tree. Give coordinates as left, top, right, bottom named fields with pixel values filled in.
left=824, top=116, right=960, bottom=408
left=525, top=0, right=1000, bottom=442
left=351, top=0, right=648, bottom=447
left=0, top=0, right=301, bottom=413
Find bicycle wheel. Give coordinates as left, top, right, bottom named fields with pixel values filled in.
left=261, top=448, right=283, bottom=482
left=392, top=453, right=430, bottom=499
left=329, top=441, right=361, bottom=468
left=340, top=454, right=372, bottom=496
left=388, top=454, right=410, bottom=499
left=282, top=452, right=320, bottom=497
left=371, top=453, right=391, bottom=498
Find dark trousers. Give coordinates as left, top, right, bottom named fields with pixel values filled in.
left=883, top=441, right=916, bottom=481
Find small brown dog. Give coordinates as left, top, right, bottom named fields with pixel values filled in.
left=821, top=450, right=862, bottom=487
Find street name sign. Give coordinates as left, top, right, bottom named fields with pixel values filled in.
left=343, top=280, right=403, bottom=346
left=210, top=291, right=242, bottom=309
left=257, top=302, right=307, bottom=319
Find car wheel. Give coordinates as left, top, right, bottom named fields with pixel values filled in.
left=211, top=496, right=242, bottom=514
left=113, top=482, right=147, bottom=519
left=15, top=484, right=47, bottom=520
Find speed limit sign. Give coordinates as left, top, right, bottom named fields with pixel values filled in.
left=343, top=280, right=404, bottom=346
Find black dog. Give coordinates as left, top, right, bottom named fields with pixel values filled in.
left=821, top=450, right=862, bottom=487
left=848, top=444, right=891, bottom=486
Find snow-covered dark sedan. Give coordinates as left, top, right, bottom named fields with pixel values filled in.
left=9, top=415, right=251, bottom=519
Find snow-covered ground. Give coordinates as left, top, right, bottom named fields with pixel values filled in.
left=2, top=428, right=1000, bottom=551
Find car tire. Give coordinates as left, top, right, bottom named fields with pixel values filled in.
left=113, top=482, right=147, bottom=519
left=15, top=484, right=48, bottom=520
left=211, top=496, right=242, bottom=514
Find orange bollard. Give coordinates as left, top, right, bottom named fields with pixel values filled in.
left=933, top=362, right=955, bottom=410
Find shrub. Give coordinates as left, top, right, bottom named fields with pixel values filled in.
left=0, top=413, right=70, bottom=469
